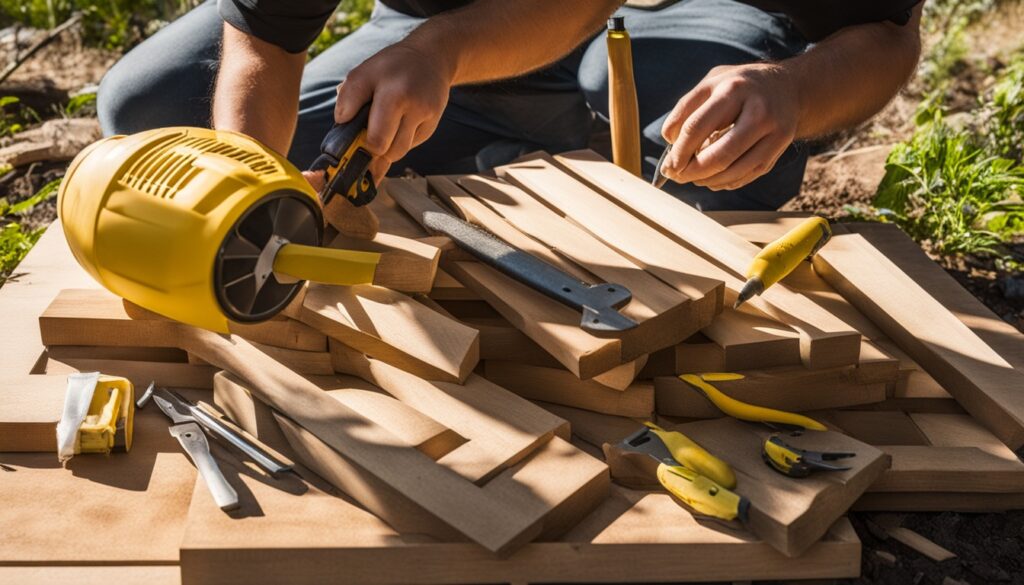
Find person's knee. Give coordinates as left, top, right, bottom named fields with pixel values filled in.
left=97, top=56, right=155, bottom=136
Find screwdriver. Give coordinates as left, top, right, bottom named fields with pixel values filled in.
left=734, top=216, right=832, bottom=308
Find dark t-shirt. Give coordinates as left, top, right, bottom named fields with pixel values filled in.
left=219, top=0, right=919, bottom=54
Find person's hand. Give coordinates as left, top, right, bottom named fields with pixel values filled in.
left=659, top=63, right=801, bottom=191
left=333, top=41, right=455, bottom=180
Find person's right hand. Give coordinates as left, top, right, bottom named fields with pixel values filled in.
left=333, top=41, right=456, bottom=179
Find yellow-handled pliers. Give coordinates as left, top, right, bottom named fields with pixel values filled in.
left=612, top=424, right=749, bottom=523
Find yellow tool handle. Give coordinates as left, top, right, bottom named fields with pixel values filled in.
left=273, top=243, right=381, bottom=285
left=656, top=462, right=746, bottom=522
left=762, top=436, right=800, bottom=475
left=746, top=216, right=831, bottom=290
left=607, top=17, right=642, bottom=177
left=644, top=422, right=736, bottom=488
left=679, top=374, right=827, bottom=431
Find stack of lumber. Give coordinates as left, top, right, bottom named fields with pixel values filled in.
left=2, top=150, right=1023, bottom=584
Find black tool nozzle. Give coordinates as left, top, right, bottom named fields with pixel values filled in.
left=607, top=16, right=625, bottom=31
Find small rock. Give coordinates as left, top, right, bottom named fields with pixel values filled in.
left=874, top=550, right=897, bottom=566
left=1000, top=275, right=1024, bottom=301
left=912, top=572, right=924, bottom=585
left=943, top=578, right=971, bottom=585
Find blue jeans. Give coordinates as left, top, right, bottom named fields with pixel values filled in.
left=97, top=0, right=808, bottom=210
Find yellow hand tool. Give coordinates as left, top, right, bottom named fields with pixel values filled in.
left=58, top=123, right=385, bottom=333
left=607, top=424, right=748, bottom=523
left=309, top=103, right=377, bottom=207
left=734, top=216, right=832, bottom=308
left=678, top=373, right=828, bottom=431
left=73, top=375, right=135, bottom=455
left=607, top=16, right=642, bottom=177
left=762, top=435, right=855, bottom=478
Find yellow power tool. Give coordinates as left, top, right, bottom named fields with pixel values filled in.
left=734, top=216, right=832, bottom=308
left=58, top=122, right=382, bottom=333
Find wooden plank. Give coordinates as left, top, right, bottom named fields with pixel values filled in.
left=329, top=230, right=441, bottom=294
left=817, top=410, right=930, bottom=446
left=653, top=368, right=887, bottom=418
left=228, top=318, right=328, bottom=352
left=870, top=446, right=1024, bottom=493
left=249, top=343, right=333, bottom=376
left=0, top=393, right=201, bottom=563
left=910, top=412, right=1020, bottom=461
left=45, top=345, right=187, bottom=362
left=550, top=151, right=862, bottom=369
left=854, top=491, right=1024, bottom=512
left=846, top=222, right=1024, bottom=370
left=181, top=326, right=552, bottom=555
left=288, top=283, right=480, bottom=383
left=701, top=307, right=801, bottom=371
left=874, top=516, right=956, bottom=562
left=0, top=375, right=80, bottom=451
left=446, top=259, right=624, bottom=379
left=214, top=371, right=464, bottom=461
left=46, top=356, right=217, bottom=389
left=35, top=290, right=568, bottom=555
left=484, top=361, right=654, bottom=418
left=535, top=402, right=645, bottom=451
left=429, top=268, right=480, bottom=300
left=388, top=176, right=627, bottom=379
left=455, top=174, right=715, bottom=355
left=180, top=477, right=860, bottom=584
left=708, top=210, right=815, bottom=245
left=814, top=233, right=1024, bottom=449
left=676, top=417, right=889, bottom=557
left=464, top=316, right=562, bottom=368
left=329, top=341, right=569, bottom=484
left=0, top=567, right=180, bottom=585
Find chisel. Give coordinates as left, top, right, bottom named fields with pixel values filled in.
left=734, top=216, right=832, bottom=308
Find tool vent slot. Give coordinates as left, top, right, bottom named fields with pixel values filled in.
left=122, top=132, right=281, bottom=199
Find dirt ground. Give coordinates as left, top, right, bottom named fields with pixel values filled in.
left=2, top=9, right=1024, bottom=585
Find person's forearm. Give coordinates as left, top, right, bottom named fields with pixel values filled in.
left=213, top=24, right=306, bottom=155
left=786, top=6, right=922, bottom=139
left=402, top=0, right=622, bottom=86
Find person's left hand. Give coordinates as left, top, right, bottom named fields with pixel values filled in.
left=659, top=62, right=801, bottom=191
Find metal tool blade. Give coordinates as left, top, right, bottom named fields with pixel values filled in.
left=167, top=390, right=292, bottom=476
left=422, top=210, right=638, bottom=334
left=619, top=426, right=677, bottom=466
left=152, top=391, right=193, bottom=425
left=169, top=422, right=239, bottom=511
left=157, top=388, right=292, bottom=476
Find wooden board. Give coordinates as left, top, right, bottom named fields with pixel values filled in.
left=653, top=368, right=887, bottom=418
left=814, top=233, right=1024, bottom=450
left=330, top=342, right=570, bottom=483
left=708, top=210, right=816, bottom=245
left=386, top=177, right=628, bottom=379
left=674, top=417, right=889, bottom=557
left=288, top=283, right=480, bottom=383
left=700, top=308, right=801, bottom=371
left=179, top=472, right=860, bottom=585
left=483, top=361, right=655, bottom=418
left=454, top=174, right=714, bottom=356
left=0, top=390, right=203, bottom=563
left=46, top=356, right=217, bottom=389
left=549, top=150, right=862, bottom=369
left=214, top=371, right=464, bottom=461
left=329, top=230, right=442, bottom=294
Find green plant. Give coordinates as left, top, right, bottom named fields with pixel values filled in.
left=0, top=96, right=38, bottom=137
left=875, top=111, right=1024, bottom=257
left=65, top=92, right=97, bottom=117
left=308, top=0, right=374, bottom=58
left=0, top=1, right=200, bottom=49
left=983, top=56, right=1024, bottom=161
left=0, top=178, right=60, bottom=285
